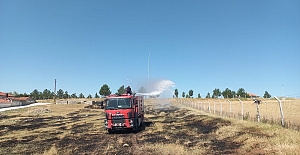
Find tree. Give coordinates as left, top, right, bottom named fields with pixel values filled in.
left=186, top=94, right=189, bottom=98
left=222, top=88, right=233, bottom=99
left=117, top=85, right=126, bottom=94
left=197, top=93, right=201, bottom=98
left=30, top=89, right=40, bottom=100
left=174, top=89, right=179, bottom=98
left=87, top=94, right=92, bottom=98
left=94, top=93, right=100, bottom=98
left=99, top=84, right=111, bottom=97
left=42, top=89, right=52, bottom=99
left=71, top=93, right=77, bottom=98
left=206, top=92, right=211, bottom=98
left=63, top=91, right=69, bottom=99
left=182, top=92, right=185, bottom=98
left=263, top=91, right=271, bottom=98
left=138, top=86, right=147, bottom=93
left=212, top=88, right=221, bottom=98
left=188, top=89, right=194, bottom=98
left=79, top=93, right=85, bottom=98
left=236, top=88, right=248, bottom=98
left=57, top=89, right=64, bottom=99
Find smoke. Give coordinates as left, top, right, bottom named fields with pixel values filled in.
left=136, top=79, right=175, bottom=97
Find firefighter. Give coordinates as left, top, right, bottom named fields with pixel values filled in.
left=126, top=86, right=132, bottom=95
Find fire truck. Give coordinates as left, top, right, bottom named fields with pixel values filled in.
left=104, top=93, right=144, bottom=133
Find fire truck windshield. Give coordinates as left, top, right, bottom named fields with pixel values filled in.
left=105, top=98, right=131, bottom=109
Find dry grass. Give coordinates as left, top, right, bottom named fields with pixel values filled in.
left=0, top=98, right=299, bottom=154
left=175, top=98, right=300, bottom=129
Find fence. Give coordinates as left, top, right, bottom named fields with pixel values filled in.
left=173, top=97, right=300, bottom=131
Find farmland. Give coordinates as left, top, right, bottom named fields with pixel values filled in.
left=0, top=98, right=299, bottom=154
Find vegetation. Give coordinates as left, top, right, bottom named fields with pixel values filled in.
left=117, top=85, right=126, bottom=94
left=174, top=89, right=178, bottom=98
left=206, top=92, right=211, bottom=98
left=99, top=84, right=111, bottom=97
left=263, top=91, right=271, bottom=98
left=0, top=99, right=299, bottom=154
left=188, top=89, right=193, bottom=98
left=197, top=93, right=201, bottom=98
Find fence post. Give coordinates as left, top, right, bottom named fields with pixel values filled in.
left=274, top=96, right=285, bottom=126
left=228, top=100, right=232, bottom=116
left=218, top=100, right=222, bottom=115
left=254, top=99, right=261, bottom=122
left=238, top=99, right=244, bottom=120
left=213, top=101, right=216, bottom=114
left=208, top=101, right=211, bottom=114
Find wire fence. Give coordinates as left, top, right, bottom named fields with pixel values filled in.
left=173, top=98, right=300, bottom=132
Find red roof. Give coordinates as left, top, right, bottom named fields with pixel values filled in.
left=0, top=92, right=14, bottom=97
left=0, top=98, right=11, bottom=104
left=247, top=92, right=259, bottom=97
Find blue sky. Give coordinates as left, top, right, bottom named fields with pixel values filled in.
left=1, top=0, right=299, bottom=98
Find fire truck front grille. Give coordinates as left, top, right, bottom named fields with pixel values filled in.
left=112, top=116, right=125, bottom=124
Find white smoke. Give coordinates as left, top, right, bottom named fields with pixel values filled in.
left=137, top=79, right=175, bottom=97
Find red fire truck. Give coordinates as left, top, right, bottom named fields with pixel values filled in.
left=104, top=93, right=144, bottom=133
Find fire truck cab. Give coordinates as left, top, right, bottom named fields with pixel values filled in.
left=104, top=93, right=144, bottom=133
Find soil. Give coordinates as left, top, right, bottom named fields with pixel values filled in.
left=0, top=100, right=275, bottom=155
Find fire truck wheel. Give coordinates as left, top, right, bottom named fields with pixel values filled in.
left=108, top=129, right=113, bottom=134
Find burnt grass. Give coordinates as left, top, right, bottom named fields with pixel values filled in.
left=0, top=102, right=261, bottom=155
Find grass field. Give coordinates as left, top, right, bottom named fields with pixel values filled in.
left=175, top=98, right=300, bottom=130
left=0, top=98, right=299, bottom=154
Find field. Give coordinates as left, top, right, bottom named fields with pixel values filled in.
left=0, top=98, right=299, bottom=154
left=176, top=98, right=300, bottom=130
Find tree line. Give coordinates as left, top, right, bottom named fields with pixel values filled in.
left=9, top=84, right=148, bottom=100
left=174, top=88, right=271, bottom=99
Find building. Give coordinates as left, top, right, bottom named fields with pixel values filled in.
left=247, top=92, right=260, bottom=99
left=0, top=92, right=36, bottom=108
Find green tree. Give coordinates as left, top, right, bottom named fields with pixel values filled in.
left=197, top=93, right=201, bottom=98
left=87, top=94, right=92, bottom=98
left=186, top=94, right=189, bottom=98
left=222, top=88, right=233, bottom=98
left=138, top=86, right=147, bottom=93
left=57, top=89, right=64, bottom=99
left=206, top=92, right=211, bottom=98
left=30, top=89, right=40, bottom=100
left=188, top=89, right=194, bottom=98
left=79, top=93, right=85, bottom=98
left=212, top=88, right=221, bottom=98
left=71, top=93, right=77, bottom=98
left=42, top=89, right=52, bottom=99
left=236, top=88, right=248, bottom=98
left=99, top=84, right=111, bottom=97
left=174, top=89, right=179, bottom=98
left=117, top=85, right=126, bottom=94
left=94, top=93, right=100, bottom=98
left=182, top=92, right=185, bottom=98
left=263, top=91, right=271, bottom=98
left=63, top=91, right=69, bottom=99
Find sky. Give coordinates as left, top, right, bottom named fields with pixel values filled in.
left=1, top=0, right=299, bottom=98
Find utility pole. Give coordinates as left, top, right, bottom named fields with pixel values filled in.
left=54, top=79, right=56, bottom=104
left=148, top=51, right=150, bottom=93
